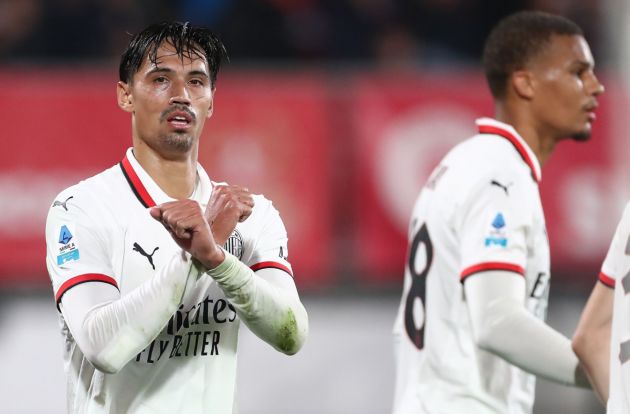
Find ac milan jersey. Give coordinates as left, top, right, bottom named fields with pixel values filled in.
left=45, top=148, right=292, bottom=414
left=599, top=202, right=630, bottom=414
left=392, top=118, right=550, bottom=414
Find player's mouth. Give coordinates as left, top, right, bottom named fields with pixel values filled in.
left=160, top=105, right=196, bottom=131
left=584, top=102, right=598, bottom=123
left=165, top=110, right=194, bottom=130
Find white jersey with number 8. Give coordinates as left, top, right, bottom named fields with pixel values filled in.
left=392, top=118, right=550, bottom=414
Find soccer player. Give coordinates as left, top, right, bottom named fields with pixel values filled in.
left=572, top=205, right=629, bottom=412
left=392, top=11, right=604, bottom=414
left=45, top=22, right=308, bottom=414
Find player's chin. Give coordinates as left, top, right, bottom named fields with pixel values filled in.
left=569, top=124, right=592, bottom=142
left=163, top=133, right=194, bottom=151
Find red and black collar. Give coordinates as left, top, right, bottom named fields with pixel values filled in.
left=119, top=154, right=157, bottom=208
left=476, top=119, right=541, bottom=183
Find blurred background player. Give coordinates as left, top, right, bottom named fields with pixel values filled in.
left=572, top=204, right=630, bottom=412
left=392, top=10, right=604, bottom=414
left=44, top=22, right=308, bottom=414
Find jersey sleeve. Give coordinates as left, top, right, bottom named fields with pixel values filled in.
left=458, top=169, right=531, bottom=282
left=45, top=188, right=118, bottom=309
left=244, top=197, right=293, bottom=277
left=599, top=202, right=630, bottom=288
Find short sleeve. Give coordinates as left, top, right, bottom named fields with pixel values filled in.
left=458, top=170, right=531, bottom=282
left=45, top=188, right=118, bottom=308
left=245, top=199, right=293, bottom=277
left=600, top=203, right=630, bottom=288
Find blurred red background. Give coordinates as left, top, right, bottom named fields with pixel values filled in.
left=2, top=69, right=627, bottom=289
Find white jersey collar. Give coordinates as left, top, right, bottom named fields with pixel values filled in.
left=119, top=147, right=212, bottom=208
left=475, top=118, right=542, bottom=183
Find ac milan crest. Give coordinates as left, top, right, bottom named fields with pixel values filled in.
left=224, top=229, right=244, bottom=260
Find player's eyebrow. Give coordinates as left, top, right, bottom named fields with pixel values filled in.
left=572, top=59, right=594, bottom=70
left=187, top=70, right=210, bottom=79
left=145, top=67, right=209, bottom=79
left=146, top=67, right=173, bottom=76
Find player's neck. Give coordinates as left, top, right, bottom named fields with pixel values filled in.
left=494, top=106, right=556, bottom=167
left=132, top=142, right=198, bottom=200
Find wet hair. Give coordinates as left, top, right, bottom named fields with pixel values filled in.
left=119, top=21, right=228, bottom=87
left=482, top=10, right=583, bottom=99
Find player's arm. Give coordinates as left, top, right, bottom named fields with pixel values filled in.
left=156, top=193, right=308, bottom=355
left=571, top=202, right=630, bottom=401
left=572, top=278, right=613, bottom=403
left=205, top=253, right=308, bottom=355
left=465, top=271, right=587, bottom=386
left=60, top=252, right=199, bottom=374
left=47, top=198, right=201, bottom=375
left=459, top=169, right=585, bottom=386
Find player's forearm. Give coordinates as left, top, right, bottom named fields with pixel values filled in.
left=465, top=272, right=585, bottom=386
left=474, top=297, right=583, bottom=386
left=206, top=252, right=308, bottom=355
left=571, top=281, right=613, bottom=403
left=63, top=252, right=198, bottom=374
left=572, top=325, right=610, bottom=402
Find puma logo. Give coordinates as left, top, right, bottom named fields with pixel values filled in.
left=53, top=196, right=74, bottom=211
left=490, top=180, right=512, bottom=195
left=133, top=242, right=159, bottom=270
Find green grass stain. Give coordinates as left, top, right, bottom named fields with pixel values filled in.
left=276, top=309, right=298, bottom=354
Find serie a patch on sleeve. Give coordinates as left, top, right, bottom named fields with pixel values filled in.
left=57, top=224, right=80, bottom=265
left=484, top=212, right=508, bottom=247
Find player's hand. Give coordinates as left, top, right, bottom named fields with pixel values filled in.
left=206, top=184, right=254, bottom=245
left=150, top=200, right=225, bottom=269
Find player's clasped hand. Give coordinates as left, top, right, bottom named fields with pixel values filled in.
left=150, top=200, right=225, bottom=269
left=206, top=184, right=255, bottom=245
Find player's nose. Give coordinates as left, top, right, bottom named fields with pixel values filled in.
left=169, top=79, right=192, bottom=106
left=589, top=72, right=605, bottom=96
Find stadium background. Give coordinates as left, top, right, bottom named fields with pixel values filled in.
left=1, top=0, right=629, bottom=413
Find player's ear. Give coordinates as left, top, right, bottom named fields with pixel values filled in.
left=206, top=87, right=215, bottom=119
left=117, top=81, right=133, bottom=113
left=511, top=70, right=535, bottom=100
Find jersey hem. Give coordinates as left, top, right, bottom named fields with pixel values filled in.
left=250, top=261, right=293, bottom=277
left=55, top=273, right=119, bottom=311
left=598, top=272, right=615, bottom=289
left=460, top=262, right=525, bottom=282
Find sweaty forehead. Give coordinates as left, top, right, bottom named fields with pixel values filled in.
left=141, top=41, right=209, bottom=73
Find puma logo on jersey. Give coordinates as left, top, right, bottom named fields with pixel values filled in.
left=53, top=196, right=74, bottom=211
left=490, top=180, right=512, bottom=195
left=133, top=242, right=159, bottom=270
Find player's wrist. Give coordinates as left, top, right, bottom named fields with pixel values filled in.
left=198, top=244, right=226, bottom=270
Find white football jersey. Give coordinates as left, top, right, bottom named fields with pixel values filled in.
left=392, top=118, right=550, bottom=414
left=45, top=148, right=292, bottom=414
left=599, top=202, right=630, bottom=414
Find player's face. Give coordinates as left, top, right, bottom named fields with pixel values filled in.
left=119, top=42, right=214, bottom=154
left=528, top=35, right=604, bottom=141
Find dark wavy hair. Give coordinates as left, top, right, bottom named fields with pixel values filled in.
left=119, top=21, right=228, bottom=87
left=482, top=11, right=583, bottom=99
